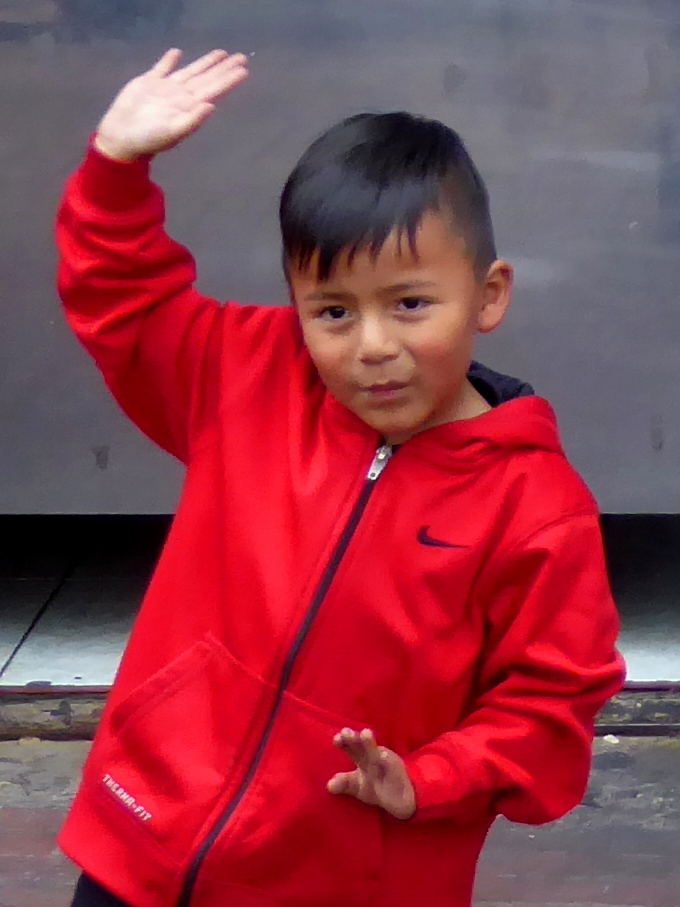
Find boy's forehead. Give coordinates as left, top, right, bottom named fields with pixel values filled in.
left=289, top=214, right=469, bottom=290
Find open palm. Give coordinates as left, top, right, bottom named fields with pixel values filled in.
left=95, top=48, right=249, bottom=162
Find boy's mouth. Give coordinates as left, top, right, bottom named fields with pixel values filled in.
left=361, top=381, right=409, bottom=398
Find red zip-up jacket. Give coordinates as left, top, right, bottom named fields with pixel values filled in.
left=56, top=144, right=625, bottom=907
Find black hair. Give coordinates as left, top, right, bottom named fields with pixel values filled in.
left=279, top=112, right=496, bottom=282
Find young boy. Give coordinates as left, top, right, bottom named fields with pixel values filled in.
left=58, top=49, right=625, bottom=907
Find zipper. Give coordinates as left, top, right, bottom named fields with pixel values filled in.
left=176, top=444, right=393, bottom=907
left=366, top=443, right=392, bottom=480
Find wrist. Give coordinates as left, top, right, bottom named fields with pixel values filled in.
left=78, top=135, right=156, bottom=212
left=390, top=793, right=416, bottom=821
left=93, top=132, right=144, bottom=163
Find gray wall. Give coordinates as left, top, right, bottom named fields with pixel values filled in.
left=2, top=0, right=680, bottom=513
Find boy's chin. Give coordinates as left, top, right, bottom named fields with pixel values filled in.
left=356, top=413, right=426, bottom=446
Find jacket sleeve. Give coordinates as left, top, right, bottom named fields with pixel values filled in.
left=56, top=142, right=226, bottom=463
left=403, top=511, right=626, bottom=826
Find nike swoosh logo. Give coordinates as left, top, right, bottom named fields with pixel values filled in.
left=417, top=526, right=467, bottom=549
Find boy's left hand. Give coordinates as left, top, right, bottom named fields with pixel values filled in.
left=328, top=728, right=416, bottom=820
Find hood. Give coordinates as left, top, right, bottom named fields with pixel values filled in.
left=460, top=360, right=562, bottom=456
left=468, top=360, right=535, bottom=406
left=405, top=361, right=564, bottom=465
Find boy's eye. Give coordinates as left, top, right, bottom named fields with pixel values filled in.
left=398, top=297, right=430, bottom=312
left=320, top=305, right=348, bottom=321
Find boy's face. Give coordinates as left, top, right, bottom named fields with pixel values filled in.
left=290, top=213, right=512, bottom=445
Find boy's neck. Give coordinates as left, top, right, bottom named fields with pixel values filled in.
left=384, top=380, right=491, bottom=447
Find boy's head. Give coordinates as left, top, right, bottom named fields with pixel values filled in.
left=280, top=112, right=512, bottom=444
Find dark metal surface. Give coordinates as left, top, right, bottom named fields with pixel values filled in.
left=2, top=0, right=680, bottom=513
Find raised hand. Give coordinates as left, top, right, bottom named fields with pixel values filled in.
left=327, top=728, right=416, bottom=820
left=94, top=48, right=249, bottom=162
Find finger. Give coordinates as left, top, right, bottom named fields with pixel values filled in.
left=172, top=101, right=216, bottom=139
left=333, top=729, right=361, bottom=764
left=334, top=727, right=371, bottom=752
left=190, top=64, right=249, bottom=104
left=333, top=727, right=363, bottom=755
left=171, top=49, right=231, bottom=83
left=327, top=770, right=362, bottom=797
left=149, top=48, right=182, bottom=77
left=179, top=54, right=249, bottom=93
left=334, top=728, right=380, bottom=770
left=360, top=727, right=377, bottom=748
left=183, top=54, right=248, bottom=89
left=220, top=52, right=250, bottom=69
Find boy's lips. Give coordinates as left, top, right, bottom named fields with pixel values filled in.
left=360, top=381, right=409, bottom=397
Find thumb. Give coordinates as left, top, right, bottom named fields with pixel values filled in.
left=327, top=770, right=362, bottom=797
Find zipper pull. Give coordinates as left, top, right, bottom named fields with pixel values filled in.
left=367, top=444, right=392, bottom=481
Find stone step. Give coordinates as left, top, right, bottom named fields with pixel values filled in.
left=1, top=688, right=678, bottom=741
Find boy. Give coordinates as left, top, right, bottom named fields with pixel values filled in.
left=58, top=49, right=624, bottom=907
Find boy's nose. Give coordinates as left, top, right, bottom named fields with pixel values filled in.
left=357, top=318, right=400, bottom=364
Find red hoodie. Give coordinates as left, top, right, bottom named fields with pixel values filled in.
left=56, top=145, right=625, bottom=907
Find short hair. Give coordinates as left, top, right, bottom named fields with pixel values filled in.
left=279, top=112, right=496, bottom=282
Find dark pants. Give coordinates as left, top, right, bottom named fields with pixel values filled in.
left=71, top=874, right=132, bottom=907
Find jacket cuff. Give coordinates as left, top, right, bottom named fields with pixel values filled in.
left=404, top=748, right=495, bottom=823
left=404, top=751, right=462, bottom=822
left=75, top=135, right=155, bottom=212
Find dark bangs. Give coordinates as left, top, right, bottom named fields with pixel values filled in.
left=279, top=112, right=496, bottom=282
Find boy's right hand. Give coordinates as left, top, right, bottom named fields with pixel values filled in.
left=94, top=49, right=249, bottom=163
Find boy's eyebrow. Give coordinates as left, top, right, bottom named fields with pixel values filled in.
left=306, top=280, right=438, bottom=302
left=378, top=280, right=438, bottom=295
left=305, top=290, right=355, bottom=302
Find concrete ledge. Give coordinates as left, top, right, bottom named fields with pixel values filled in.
left=0, top=689, right=107, bottom=740
left=1, top=688, right=680, bottom=741
left=598, top=689, right=680, bottom=736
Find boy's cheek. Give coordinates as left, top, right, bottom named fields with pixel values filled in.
left=410, top=337, right=473, bottom=377
left=314, top=355, right=351, bottom=391
left=301, top=335, right=346, bottom=384
left=312, top=360, right=358, bottom=408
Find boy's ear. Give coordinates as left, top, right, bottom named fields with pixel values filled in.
left=476, top=259, right=513, bottom=334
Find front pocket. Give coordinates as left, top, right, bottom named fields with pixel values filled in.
left=92, top=635, right=270, bottom=863
left=203, top=691, right=383, bottom=907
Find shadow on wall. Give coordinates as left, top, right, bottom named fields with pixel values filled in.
left=0, top=0, right=184, bottom=42
left=0, top=0, right=360, bottom=45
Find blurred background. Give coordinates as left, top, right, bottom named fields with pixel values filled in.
left=1, top=0, right=680, bottom=514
